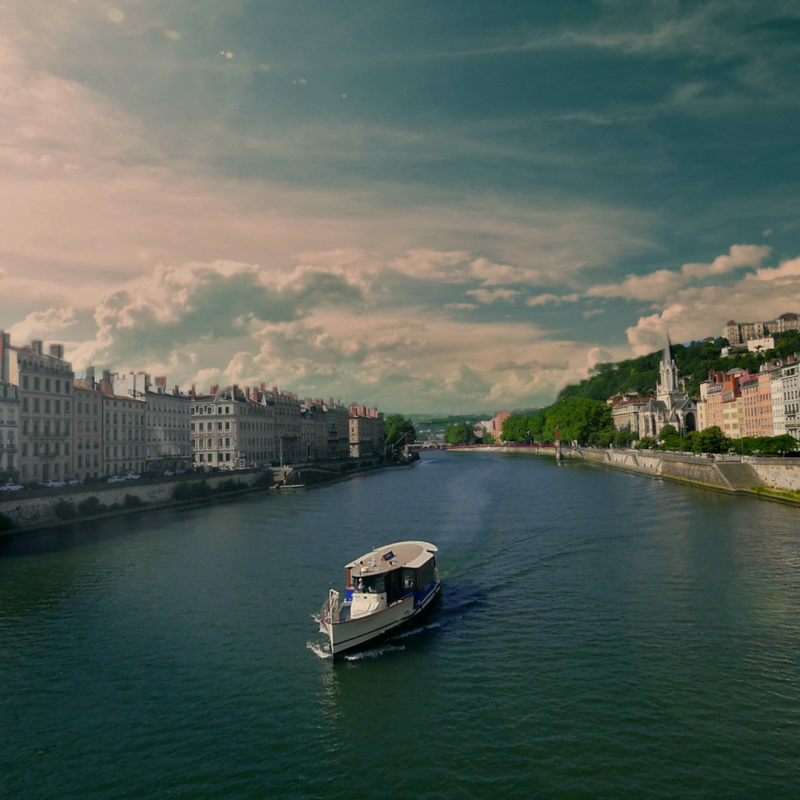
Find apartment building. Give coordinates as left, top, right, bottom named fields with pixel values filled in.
left=100, top=371, right=146, bottom=476
left=772, top=362, right=800, bottom=441
left=113, top=372, right=192, bottom=473
left=74, top=383, right=103, bottom=480
left=349, top=405, right=384, bottom=458
left=14, top=341, right=74, bottom=484
left=0, top=381, right=19, bottom=481
left=191, top=385, right=276, bottom=469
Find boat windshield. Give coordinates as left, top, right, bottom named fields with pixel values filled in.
left=354, top=575, right=386, bottom=594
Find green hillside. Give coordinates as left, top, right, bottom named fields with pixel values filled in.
left=558, top=331, right=800, bottom=402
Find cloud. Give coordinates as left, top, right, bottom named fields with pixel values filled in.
left=680, top=244, right=770, bottom=279
left=8, top=307, right=78, bottom=343
left=526, top=293, right=581, bottom=307
left=624, top=253, right=800, bottom=354
left=586, top=347, right=614, bottom=371
left=587, top=245, right=772, bottom=302
left=466, top=288, right=520, bottom=304
left=69, top=260, right=362, bottom=369
left=586, top=269, right=686, bottom=301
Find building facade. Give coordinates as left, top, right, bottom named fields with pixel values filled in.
left=113, top=373, right=192, bottom=473
left=349, top=405, right=384, bottom=457
left=100, top=371, right=146, bottom=476
left=724, top=313, right=800, bottom=345
left=74, top=384, right=103, bottom=480
left=191, top=385, right=276, bottom=469
left=0, top=381, right=19, bottom=482
left=15, top=341, right=75, bottom=484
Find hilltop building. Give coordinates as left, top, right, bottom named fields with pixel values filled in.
left=724, top=313, right=800, bottom=345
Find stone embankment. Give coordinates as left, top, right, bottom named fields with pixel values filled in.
left=452, top=443, right=800, bottom=501
left=0, top=454, right=389, bottom=537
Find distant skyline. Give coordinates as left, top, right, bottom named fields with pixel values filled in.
left=2, top=1, right=800, bottom=413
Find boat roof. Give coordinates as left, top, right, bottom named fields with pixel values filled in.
left=346, top=541, right=438, bottom=577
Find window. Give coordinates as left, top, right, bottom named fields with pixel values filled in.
left=34, top=377, right=40, bottom=391
left=45, top=379, right=50, bottom=392
left=55, top=400, right=60, bottom=414
left=23, top=397, right=28, bottom=412
left=23, top=376, right=29, bottom=390
left=34, top=398, right=40, bottom=412
left=56, top=380, right=61, bottom=393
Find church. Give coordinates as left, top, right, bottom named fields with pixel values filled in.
left=611, top=338, right=697, bottom=438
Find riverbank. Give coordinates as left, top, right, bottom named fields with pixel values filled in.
left=0, top=455, right=392, bottom=537
left=449, top=443, right=800, bottom=505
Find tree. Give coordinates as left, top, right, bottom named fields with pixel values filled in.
left=444, top=422, right=475, bottom=445
left=696, top=426, right=727, bottom=454
left=384, top=414, right=416, bottom=448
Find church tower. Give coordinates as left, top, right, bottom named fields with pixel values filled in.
left=657, top=335, right=680, bottom=400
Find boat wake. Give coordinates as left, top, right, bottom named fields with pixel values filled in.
left=343, top=644, right=406, bottom=661
left=306, top=641, right=332, bottom=660
left=390, top=621, right=441, bottom=641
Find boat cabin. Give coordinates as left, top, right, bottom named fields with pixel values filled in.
left=344, top=541, right=438, bottom=607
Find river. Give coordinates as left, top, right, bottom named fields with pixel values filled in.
left=2, top=452, right=799, bottom=799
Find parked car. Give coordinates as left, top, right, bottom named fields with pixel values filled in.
left=174, top=468, right=185, bottom=475
left=107, top=475, right=127, bottom=483
left=163, top=470, right=174, bottom=477
left=0, top=482, right=24, bottom=492
left=126, top=472, right=141, bottom=480
left=42, top=479, right=66, bottom=488
left=68, top=477, right=82, bottom=486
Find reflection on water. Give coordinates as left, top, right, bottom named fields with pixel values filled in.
left=3, top=452, right=800, bottom=800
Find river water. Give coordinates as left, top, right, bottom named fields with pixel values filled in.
left=2, top=452, right=800, bottom=799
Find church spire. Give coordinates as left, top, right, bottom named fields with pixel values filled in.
left=662, top=333, right=672, bottom=365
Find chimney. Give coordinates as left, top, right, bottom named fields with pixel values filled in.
left=260, top=383, right=266, bottom=391
left=174, top=385, right=180, bottom=396
left=0, top=331, right=9, bottom=383
left=49, top=343, right=64, bottom=359
left=31, top=339, right=43, bottom=355
left=211, top=384, right=219, bottom=396
left=191, top=384, right=196, bottom=400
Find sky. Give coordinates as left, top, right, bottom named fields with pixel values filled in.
left=2, top=0, right=800, bottom=414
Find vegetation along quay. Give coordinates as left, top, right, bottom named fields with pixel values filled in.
left=0, top=454, right=395, bottom=538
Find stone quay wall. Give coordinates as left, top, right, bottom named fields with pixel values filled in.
left=450, top=444, right=800, bottom=495
left=0, top=470, right=268, bottom=531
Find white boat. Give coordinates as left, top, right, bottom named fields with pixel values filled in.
left=319, top=540, right=440, bottom=659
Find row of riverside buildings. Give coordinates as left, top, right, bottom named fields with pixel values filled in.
left=610, top=335, right=800, bottom=442
left=0, top=332, right=385, bottom=485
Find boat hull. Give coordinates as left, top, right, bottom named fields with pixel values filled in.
left=322, top=580, right=440, bottom=660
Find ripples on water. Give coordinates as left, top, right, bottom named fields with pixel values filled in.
left=2, top=453, right=800, bottom=799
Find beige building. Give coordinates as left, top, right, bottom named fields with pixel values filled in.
left=771, top=362, right=800, bottom=441
left=12, top=340, right=75, bottom=484
left=0, top=380, right=19, bottom=482
left=301, top=399, right=329, bottom=462
left=74, top=383, right=104, bottom=480
left=114, top=372, right=192, bottom=473
left=725, top=313, right=800, bottom=345
left=349, top=405, right=384, bottom=457
left=100, top=371, right=146, bottom=476
left=191, top=385, right=276, bottom=469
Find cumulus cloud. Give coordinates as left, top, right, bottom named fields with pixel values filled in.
left=466, top=288, right=520, bottom=304
left=69, top=260, right=362, bottom=369
left=8, top=307, right=77, bottom=343
left=680, top=244, right=770, bottom=279
left=587, top=245, right=772, bottom=302
left=526, top=293, right=581, bottom=307
left=624, top=253, right=800, bottom=354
